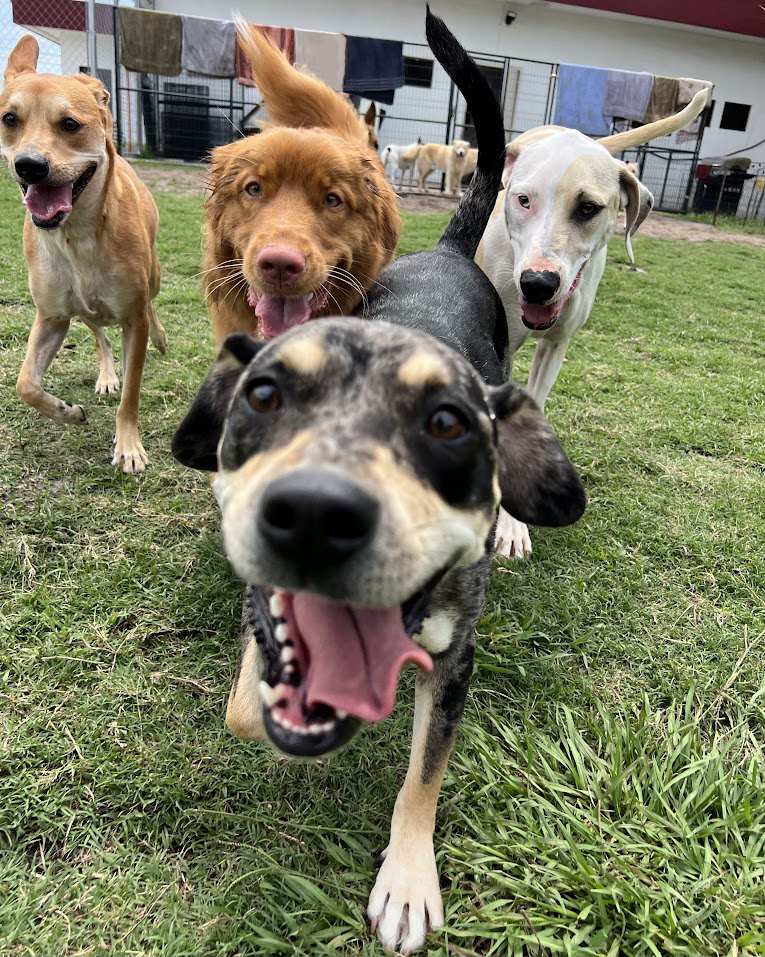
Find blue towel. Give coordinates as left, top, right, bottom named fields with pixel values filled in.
left=343, top=36, right=404, bottom=96
left=603, top=69, right=653, bottom=122
left=553, top=63, right=610, bottom=135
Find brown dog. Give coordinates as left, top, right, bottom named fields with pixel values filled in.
left=0, top=36, right=166, bottom=473
left=204, top=24, right=400, bottom=344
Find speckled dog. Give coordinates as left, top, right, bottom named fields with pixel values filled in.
left=173, top=10, right=585, bottom=954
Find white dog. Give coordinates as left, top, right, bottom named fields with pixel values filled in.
left=381, top=141, right=419, bottom=190
left=477, top=89, right=710, bottom=558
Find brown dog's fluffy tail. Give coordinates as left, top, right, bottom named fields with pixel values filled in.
left=235, top=19, right=366, bottom=143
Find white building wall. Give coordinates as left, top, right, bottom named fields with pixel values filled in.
left=153, top=0, right=765, bottom=161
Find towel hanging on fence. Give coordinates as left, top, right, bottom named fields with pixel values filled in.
left=237, top=25, right=295, bottom=87
left=602, top=69, right=653, bottom=123
left=294, top=29, right=346, bottom=92
left=343, top=37, right=404, bottom=104
left=182, top=17, right=236, bottom=78
left=117, top=7, right=182, bottom=77
left=553, top=64, right=609, bottom=135
left=643, top=75, right=680, bottom=124
left=675, top=77, right=713, bottom=142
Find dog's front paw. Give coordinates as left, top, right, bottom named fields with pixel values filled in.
left=367, top=839, right=444, bottom=954
left=55, top=400, right=88, bottom=424
left=112, top=433, right=149, bottom=474
left=95, top=371, right=120, bottom=395
left=494, top=506, right=532, bottom=559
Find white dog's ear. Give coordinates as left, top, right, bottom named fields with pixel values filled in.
left=502, top=141, right=521, bottom=188
left=617, top=161, right=653, bottom=264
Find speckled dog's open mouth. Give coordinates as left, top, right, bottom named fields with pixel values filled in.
left=21, top=163, right=96, bottom=229
left=245, top=580, right=439, bottom=758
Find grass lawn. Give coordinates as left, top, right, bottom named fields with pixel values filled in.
left=1, top=166, right=764, bottom=957
left=677, top=209, right=765, bottom=236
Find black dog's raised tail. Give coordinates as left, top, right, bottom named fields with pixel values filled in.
left=425, top=6, right=505, bottom=259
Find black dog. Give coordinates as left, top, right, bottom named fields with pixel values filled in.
left=173, top=9, right=585, bottom=953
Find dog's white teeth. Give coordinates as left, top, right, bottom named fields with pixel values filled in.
left=275, top=623, right=289, bottom=644
left=335, top=709, right=348, bottom=721
left=259, top=680, right=286, bottom=708
left=269, top=593, right=285, bottom=618
left=280, top=646, right=295, bottom=663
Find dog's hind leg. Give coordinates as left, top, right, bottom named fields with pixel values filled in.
left=16, top=312, right=87, bottom=424
left=148, top=301, right=168, bottom=355
left=112, top=306, right=149, bottom=474
left=83, top=321, right=120, bottom=395
left=368, top=640, right=473, bottom=954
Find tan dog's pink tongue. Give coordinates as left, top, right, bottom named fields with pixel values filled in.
left=291, top=593, right=433, bottom=722
left=255, top=294, right=313, bottom=338
left=24, top=184, right=73, bottom=221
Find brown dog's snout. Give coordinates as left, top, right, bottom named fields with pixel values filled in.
left=519, top=269, right=560, bottom=304
left=15, top=153, right=49, bottom=184
left=256, top=245, right=306, bottom=288
left=258, top=469, right=379, bottom=570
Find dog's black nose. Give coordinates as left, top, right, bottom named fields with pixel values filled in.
left=14, top=154, right=50, bottom=184
left=519, top=270, right=560, bottom=304
left=259, top=469, right=379, bottom=567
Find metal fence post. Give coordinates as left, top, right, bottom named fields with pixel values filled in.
left=86, top=0, right=98, bottom=75
left=112, top=4, right=122, bottom=155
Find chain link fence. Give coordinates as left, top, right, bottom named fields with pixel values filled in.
left=5, top=0, right=759, bottom=223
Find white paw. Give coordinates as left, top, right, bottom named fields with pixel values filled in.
left=112, top=434, right=149, bottom=474
left=367, top=839, right=444, bottom=954
left=494, top=506, right=532, bottom=559
left=94, top=373, right=120, bottom=395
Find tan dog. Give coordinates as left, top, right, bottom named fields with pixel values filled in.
left=0, top=36, right=166, bottom=473
left=415, top=138, right=471, bottom=194
left=205, top=24, right=400, bottom=344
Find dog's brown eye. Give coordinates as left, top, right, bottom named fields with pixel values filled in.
left=578, top=201, right=599, bottom=218
left=62, top=117, right=81, bottom=133
left=426, top=406, right=468, bottom=441
left=2, top=112, right=17, bottom=128
left=248, top=380, right=281, bottom=414
left=324, top=193, right=342, bottom=208
left=517, top=194, right=530, bottom=209
left=245, top=182, right=262, bottom=196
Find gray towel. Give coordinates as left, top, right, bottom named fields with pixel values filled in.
left=118, top=7, right=182, bottom=77
left=603, top=70, right=653, bottom=122
left=182, top=16, right=236, bottom=77
left=644, top=76, right=680, bottom=124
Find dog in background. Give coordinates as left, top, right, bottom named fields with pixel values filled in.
left=381, top=140, right=420, bottom=190
left=363, top=101, right=379, bottom=150
left=415, top=137, right=472, bottom=194
left=477, top=88, right=710, bottom=557
left=204, top=24, right=400, bottom=344
left=0, top=35, right=166, bottom=473
left=174, top=9, right=585, bottom=953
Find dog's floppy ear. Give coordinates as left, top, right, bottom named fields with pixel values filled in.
left=490, top=383, right=586, bottom=527
left=172, top=335, right=265, bottom=471
left=4, top=35, right=39, bottom=83
left=502, top=140, right=521, bottom=188
left=72, top=73, right=112, bottom=134
left=617, top=161, right=653, bottom=265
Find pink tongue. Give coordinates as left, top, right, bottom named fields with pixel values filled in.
left=254, top=294, right=313, bottom=338
left=521, top=302, right=559, bottom=327
left=24, top=183, right=73, bottom=221
left=290, top=592, right=433, bottom=722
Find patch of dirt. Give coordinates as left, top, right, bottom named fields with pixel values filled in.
left=130, top=162, right=765, bottom=247
left=636, top=212, right=765, bottom=248
left=132, top=161, right=208, bottom=197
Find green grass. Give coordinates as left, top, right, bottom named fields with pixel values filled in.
left=677, top=209, right=765, bottom=236
left=1, top=165, right=764, bottom=957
